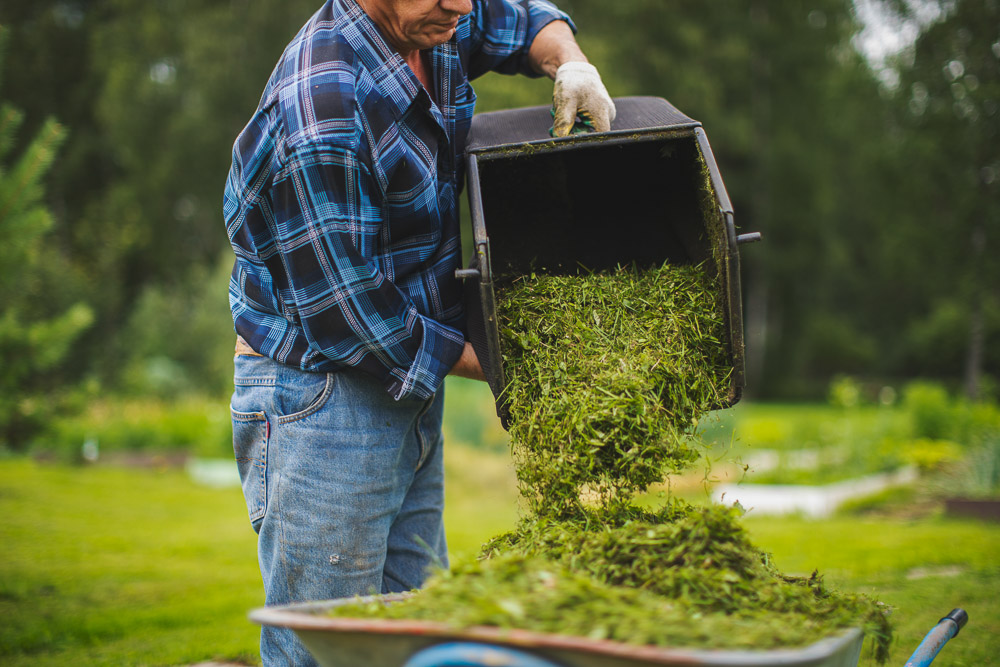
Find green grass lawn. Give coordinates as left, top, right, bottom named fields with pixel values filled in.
left=0, top=459, right=262, bottom=666
left=0, top=447, right=519, bottom=667
left=2, top=451, right=998, bottom=666
left=744, top=515, right=1000, bottom=666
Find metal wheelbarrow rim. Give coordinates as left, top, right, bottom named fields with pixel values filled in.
left=250, top=594, right=865, bottom=667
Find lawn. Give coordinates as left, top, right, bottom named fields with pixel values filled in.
left=0, top=447, right=519, bottom=667
left=745, top=514, right=1000, bottom=665
left=0, top=459, right=262, bottom=666
left=2, top=450, right=998, bottom=666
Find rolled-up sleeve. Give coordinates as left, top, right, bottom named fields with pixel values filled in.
left=466, top=0, right=576, bottom=80
left=273, top=142, right=465, bottom=401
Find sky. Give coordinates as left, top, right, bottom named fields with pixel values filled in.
left=852, top=0, right=950, bottom=86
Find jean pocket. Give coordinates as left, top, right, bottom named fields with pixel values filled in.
left=276, top=372, right=335, bottom=425
left=232, top=408, right=268, bottom=529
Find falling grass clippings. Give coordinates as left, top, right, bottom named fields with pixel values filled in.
left=331, top=261, right=892, bottom=661
left=496, top=263, right=731, bottom=518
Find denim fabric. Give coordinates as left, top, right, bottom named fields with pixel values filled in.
left=231, top=353, right=448, bottom=666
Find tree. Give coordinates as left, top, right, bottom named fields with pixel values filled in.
left=883, top=0, right=1000, bottom=398
left=0, top=28, right=93, bottom=448
left=0, top=0, right=320, bottom=390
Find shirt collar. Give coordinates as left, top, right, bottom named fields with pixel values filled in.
left=333, top=0, right=448, bottom=129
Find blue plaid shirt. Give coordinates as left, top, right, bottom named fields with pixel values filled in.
left=224, top=0, right=571, bottom=401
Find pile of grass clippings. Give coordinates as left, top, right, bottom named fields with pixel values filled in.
left=331, top=261, right=892, bottom=661
left=347, top=505, right=890, bottom=656
left=482, top=503, right=891, bottom=659
left=342, top=552, right=888, bottom=652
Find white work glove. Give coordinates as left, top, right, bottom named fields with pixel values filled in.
left=552, top=62, right=616, bottom=137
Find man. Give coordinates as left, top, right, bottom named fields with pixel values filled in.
left=223, top=0, right=614, bottom=662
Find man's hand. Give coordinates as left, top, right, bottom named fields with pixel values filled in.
left=552, top=62, right=615, bottom=136
left=449, top=342, right=486, bottom=382
left=528, top=20, right=616, bottom=137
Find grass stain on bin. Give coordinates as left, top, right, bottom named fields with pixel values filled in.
left=332, top=262, right=893, bottom=661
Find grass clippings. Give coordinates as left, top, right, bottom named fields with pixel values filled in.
left=332, top=262, right=892, bottom=661
left=496, top=262, right=731, bottom=518
left=347, top=504, right=890, bottom=656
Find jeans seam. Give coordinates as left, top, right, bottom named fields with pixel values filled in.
left=412, top=396, right=435, bottom=470
left=256, top=417, right=269, bottom=522
left=234, top=376, right=276, bottom=387
left=232, top=408, right=266, bottom=422
left=275, top=443, right=288, bottom=591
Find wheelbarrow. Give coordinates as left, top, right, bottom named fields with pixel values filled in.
left=248, top=597, right=968, bottom=667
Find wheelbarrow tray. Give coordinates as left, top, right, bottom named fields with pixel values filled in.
left=250, top=594, right=865, bottom=667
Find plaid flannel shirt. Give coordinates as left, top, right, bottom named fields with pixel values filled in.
left=224, top=0, right=571, bottom=401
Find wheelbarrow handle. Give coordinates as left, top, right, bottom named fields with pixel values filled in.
left=403, top=641, right=564, bottom=667
left=904, top=608, right=968, bottom=667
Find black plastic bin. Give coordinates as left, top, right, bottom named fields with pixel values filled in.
left=459, top=96, right=756, bottom=426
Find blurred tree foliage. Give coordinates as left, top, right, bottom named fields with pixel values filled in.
left=883, top=0, right=1000, bottom=400
left=0, top=0, right=321, bottom=414
left=0, top=28, right=94, bottom=448
left=0, top=0, right=996, bottom=445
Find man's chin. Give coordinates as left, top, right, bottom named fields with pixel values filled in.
left=414, top=28, right=456, bottom=49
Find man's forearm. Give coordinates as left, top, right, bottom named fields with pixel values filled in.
left=528, top=20, right=587, bottom=79
left=449, top=341, right=486, bottom=382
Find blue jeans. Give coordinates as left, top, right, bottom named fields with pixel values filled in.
left=231, top=353, right=448, bottom=666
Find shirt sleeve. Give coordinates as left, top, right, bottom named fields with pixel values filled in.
left=465, top=0, right=576, bottom=80
left=272, top=141, right=465, bottom=401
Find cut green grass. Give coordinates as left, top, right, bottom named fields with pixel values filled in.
left=496, top=263, right=731, bottom=517
left=412, top=265, right=891, bottom=657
